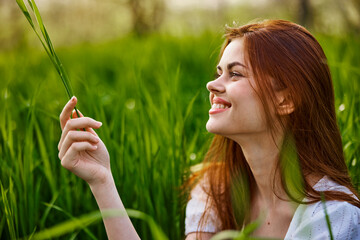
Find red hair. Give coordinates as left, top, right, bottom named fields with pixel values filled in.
left=190, top=19, right=360, bottom=233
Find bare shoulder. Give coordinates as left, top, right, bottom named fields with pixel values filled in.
left=185, top=232, right=215, bottom=240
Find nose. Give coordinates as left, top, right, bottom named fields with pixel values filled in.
left=206, top=78, right=225, bottom=94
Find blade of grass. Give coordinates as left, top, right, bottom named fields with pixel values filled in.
left=15, top=0, right=54, bottom=70
left=320, top=192, right=334, bottom=240
left=28, top=211, right=102, bottom=240
left=25, top=0, right=72, bottom=96
left=15, top=0, right=82, bottom=119
left=0, top=181, right=17, bottom=239
left=0, top=215, right=6, bottom=239
left=15, top=0, right=35, bottom=28
left=26, top=209, right=168, bottom=240
left=41, top=202, right=98, bottom=240
left=28, top=0, right=55, bottom=56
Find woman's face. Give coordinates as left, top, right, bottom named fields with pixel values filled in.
left=206, top=38, right=268, bottom=139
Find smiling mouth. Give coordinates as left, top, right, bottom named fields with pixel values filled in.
left=211, top=103, right=230, bottom=110
left=209, top=98, right=232, bottom=114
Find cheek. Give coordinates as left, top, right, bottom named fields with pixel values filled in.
left=231, top=87, right=259, bottom=111
left=231, top=89, right=267, bottom=125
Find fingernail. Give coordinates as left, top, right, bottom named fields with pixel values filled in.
left=97, top=121, right=103, bottom=127
left=71, top=96, right=76, bottom=102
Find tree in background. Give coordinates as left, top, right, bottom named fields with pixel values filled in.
left=298, top=0, right=313, bottom=28
left=296, top=0, right=360, bottom=33
left=335, top=0, right=360, bottom=34
left=127, top=0, right=165, bottom=36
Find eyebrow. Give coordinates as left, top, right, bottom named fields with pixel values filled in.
left=217, top=61, right=247, bottom=71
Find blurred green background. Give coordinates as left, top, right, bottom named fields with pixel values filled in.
left=0, top=0, right=360, bottom=239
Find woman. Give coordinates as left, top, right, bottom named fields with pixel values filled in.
left=58, top=20, right=360, bottom=239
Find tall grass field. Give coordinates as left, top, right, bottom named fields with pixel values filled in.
left=0, top=32, right=359, bottom=239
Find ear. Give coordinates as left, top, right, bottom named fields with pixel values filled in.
left=275, top=90, right=295, bottom=116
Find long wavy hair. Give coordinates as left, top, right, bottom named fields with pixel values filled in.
left=189, top=19, right=360, bottom=233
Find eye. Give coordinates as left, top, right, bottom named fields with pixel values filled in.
left=230, top=71, right=244, bottom=78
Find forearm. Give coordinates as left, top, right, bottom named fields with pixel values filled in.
left=89, top=174, right=140, bottom=240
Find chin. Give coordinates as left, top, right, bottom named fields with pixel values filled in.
left=206, top=121, right=215, bottom=133
left=206, top=120, right=224, bottom=135
left=206, top=120, right=241, bottom=141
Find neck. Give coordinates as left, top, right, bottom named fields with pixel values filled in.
left=231, top=130, right=288, bottom=207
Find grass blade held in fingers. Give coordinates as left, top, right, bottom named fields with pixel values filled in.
left=15, top=0, right=81, bottom=119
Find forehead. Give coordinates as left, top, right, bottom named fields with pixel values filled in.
left=218, top=38, right=246, bottom=67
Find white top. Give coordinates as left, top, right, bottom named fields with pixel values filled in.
left=185, top=176, right=360, bottom=239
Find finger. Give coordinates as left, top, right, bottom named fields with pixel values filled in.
left=71, top=108, right=96, bottom=134
left=58, top=130, right=100, bottom=158
left=60, top=96, right=77, bottom=130
left=72, top=109, right=98, bottom=136
left=60, top=142, right=97, bottom=170
left=59, top=117, right=102, bottom=149
left=72, top=108, right=84, bottom=119
left=71, top=109, right=99, bottom=136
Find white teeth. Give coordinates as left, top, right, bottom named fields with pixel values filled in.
left=212, top=103, right=229, bottom=109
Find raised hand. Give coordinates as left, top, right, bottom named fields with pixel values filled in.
left=58, top=97, right=111, bottom=185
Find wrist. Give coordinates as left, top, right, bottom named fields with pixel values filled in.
left=88, top=173, right=125, bottom=213
left=88, top=171, right=115, bottom=192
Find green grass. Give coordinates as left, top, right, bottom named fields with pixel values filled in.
left=0, top=32, right=219, bottom=239
left=0, top=32, right=359, bottom=239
